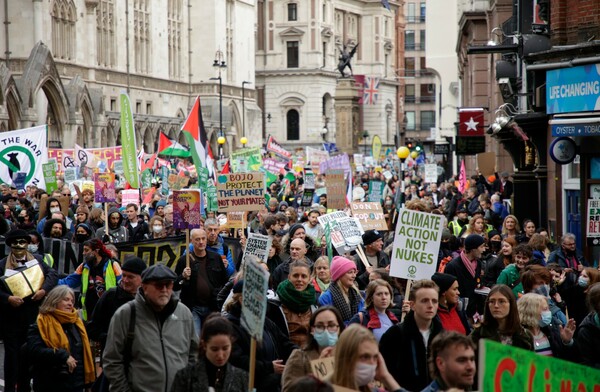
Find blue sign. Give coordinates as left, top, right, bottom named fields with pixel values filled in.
left=547, top=64, right=600, bottom=114
left=551, top=121, right=600, bottom=137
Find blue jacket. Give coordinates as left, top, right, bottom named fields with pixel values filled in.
left=317, top=289, right=365, bottom=323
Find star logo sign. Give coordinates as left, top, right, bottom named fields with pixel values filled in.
left=464, top=117, right=479, bottom=132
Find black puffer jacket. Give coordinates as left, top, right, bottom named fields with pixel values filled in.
left=576, top=313, right=600, bottom=369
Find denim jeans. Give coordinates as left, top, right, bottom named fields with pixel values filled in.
left=191, top=305, right=211, bottom=336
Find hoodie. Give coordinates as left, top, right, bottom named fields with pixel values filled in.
left=95, top=207, right=129, bottom=243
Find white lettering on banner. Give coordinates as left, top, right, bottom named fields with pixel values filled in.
left=549, top=81, right=600, bottom=99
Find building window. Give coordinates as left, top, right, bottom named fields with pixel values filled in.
left=168, top=0, right=182, bottom=78
left=405, top=111, right=415, bottom=131
left=134, top=0, right=151, bottom=73
left=146, top=102, right=152, bottom=115
left=405, top=30, right=415, bottom=50
left=97, top=0, right=115, bottom=67
left=136, top=101, right=142, bottom=113
left=287, top=109, right=300, bottom=140
left=419, top=30, right=426, bottom=50
left=421, top=110, right=435, bottom=129
left=288, top=3, right=297, bottom=21
left=287, top=41, right=299, bottom=68
left=407, top=3, right=415, bottom=23
left=420, top=84, right=435, bottom=102
left=110, top=98, right=117, bottom=111
left=405, top=57, right=415, bottom=77
left=405, top=85, right=415, bottom=103
left=51, top=0, right=76, bottom=60
left=322, top=42, right=327, bottom=67
left=420, top=56, right=427, bottom=72
left=420, top=2, right=426, bottom=22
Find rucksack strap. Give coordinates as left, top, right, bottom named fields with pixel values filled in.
left=123, top=302, right=136, bottom=376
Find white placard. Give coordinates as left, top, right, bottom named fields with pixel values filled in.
left=241, top=259, right=269, bottom=341
left=425, top=164, right=438, bottom=183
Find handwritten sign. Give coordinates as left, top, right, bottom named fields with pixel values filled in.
left=242, top=232, right=272, bottom=266
left=121, top=189, right=139, bottom=207
left=350, top=202, right=388, bottom=231
left=225, top=211, right=245, bottom=229
left=478, top=339, right=600, bottom=391
left=310, top=357, right=335, bottom=380
left=168, top=174, right=190, bottom=191
left=318, top=211, right=363, bottom=253
left=390, top=208, right=443, bottom=281
left=216, top=172, right=265, bottom=212
left=94, top=173, right=116, bottom=203
left=241, top=259, right=269, bottom=341
left=172, top=190, right=202, bottom=230
left=424, top=164, right=438, bottom=183
left=326, top=170, right=347, bottom=210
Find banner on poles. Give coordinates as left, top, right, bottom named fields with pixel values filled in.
left=0, top=125, right=48, bottom=189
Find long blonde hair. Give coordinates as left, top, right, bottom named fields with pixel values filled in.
left=330, top=324, right=377, bottom=391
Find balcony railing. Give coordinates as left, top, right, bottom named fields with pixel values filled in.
left=404, top=96, right=436, bottom=104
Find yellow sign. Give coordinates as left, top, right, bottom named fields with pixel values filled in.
left=371, top=135, right=382, bottom=161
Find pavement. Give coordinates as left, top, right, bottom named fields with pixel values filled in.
left=0, top=340, right=4, bottom=391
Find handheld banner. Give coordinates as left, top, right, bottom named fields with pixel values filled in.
left=94, top=173, right=116, bottom=203
left=172, top=189, right=202, bottom=230
left=241, top=259, right=269, bottom=341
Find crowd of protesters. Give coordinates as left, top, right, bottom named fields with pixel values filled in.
left=0, top=160, right=599, bottom=392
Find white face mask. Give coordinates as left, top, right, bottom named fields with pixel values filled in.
left=354, top=362, right=377, bottom=386
left=27, top=244, right=39, bottom=253
left=152, top=225, right=163, bottom=233
left=50, top=207, right=60, bottom=214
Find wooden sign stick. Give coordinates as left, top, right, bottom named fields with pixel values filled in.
left=248, top=337, right=257, bottom=392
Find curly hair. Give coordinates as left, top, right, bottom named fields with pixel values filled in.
left=517, top=293, right=547, bottom=328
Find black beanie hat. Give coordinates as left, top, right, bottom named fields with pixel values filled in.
left=431, top=272, right=457, bottom=294
left=122, top=257, right=148, bottom=276
left=464, top=234, right=486, bottom=251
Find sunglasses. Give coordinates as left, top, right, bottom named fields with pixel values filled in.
left=62, top=193, right=71, bottom=196
left=12, top=239, right=29, bottom=245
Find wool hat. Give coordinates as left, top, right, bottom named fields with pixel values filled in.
left=76, top=205, right=90, bottom=216
left=156, top=200, right=167, bottom=208
left=141, top=264, right=177, bottom=283
left=5, top=229, right=31, bottom=247
left=75, top=223, right=93, bottom=236
left=362, top=230, right=382, bottom=246
left=288, top=223, right=305, bottom=239
left=431, top=272, right=457, bottom=294
left=441, top=228, right=452, bottom=241
left=464, top=234, right=486, bottom=251
left=487, top=230, right=501, bottom=240
left=330, top=256, right=357, bottom=282
left=232, top=279, right=244, bottom=294
left=122, top=257, right=148, bottom=276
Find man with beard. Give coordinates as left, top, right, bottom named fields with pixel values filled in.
left=95, top=207, right=129, bottom=243
left=42, top=218, right=68, bottom=240
left=0, top=229, right=58, bottom=392
left=548, top=233, right=588, bottom=272
left=421, top=331, right=476, bottom=392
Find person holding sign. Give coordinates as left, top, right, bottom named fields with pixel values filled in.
left=354, top=230, right=390, bottom=290
left=281, top=306, right=345, bottom=390
left=170, top=314, right=248, bottom=392
left=318, top=256, right=365, bottom=324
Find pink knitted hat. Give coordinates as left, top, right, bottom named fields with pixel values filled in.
left=330, top=256, right=357, bottom=282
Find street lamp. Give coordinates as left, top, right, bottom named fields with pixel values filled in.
left=211, top=49, right=227, bottom=159
left=242, top=81, right=251, bottom=146
left=240, top=136, right=248, bottom=148
left=362, top=130, right=370, bottom=156
left=397, top=146, right=410, bottom=208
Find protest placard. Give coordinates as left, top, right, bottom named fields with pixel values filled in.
left=42, top=163, right=58, bottom=194
left=262, top=158, right=287, bottom=175
left=320, top=154, right=350, bottom=175
left=326, top=170, right=347, bottom=210
left=368, top=180, right=384, bottom=202
left=478, top=339, right=600, bottom=391
left=216, top=172, right=265, bottom=212
left=82, top=181, right=94, bottom=194
left=318, top=211, right=363, bottom=253
left=310, top=357, right=335, bottom=380
left=121, top=189, right=139, bottom=207
left=306, top=147, right=329, bottom=174
left=390, top=208, right=444, bottom=280
left=231, top=147, right=262, bottom=172
left=588, top=199, right=600, bottom=238
left=301, top=189, right=315, bottom=207
left=113, top=160, right=124, bottom=174
left=241, top=259, right=270, bottom=341
left=304, top=171, right=315, bottom=190
left=350, top=202, right=388, bottom=231
left=242, top=232, right=272, bottom=266
left=424, top=164, right=438, bottom=183
left=168, top=173, right=189, bottom=190
left=94, top=173, right=116, bottom=203
left=266, top=135, right=292, bottom=159
left=172, top=189, right=202, bottom=230
left=207, top=183, right=218, bottom=212
left=225, top=212, right=245, bottom=229
left=64, top=167, right=77, bottom=183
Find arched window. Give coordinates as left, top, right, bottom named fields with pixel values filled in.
left=168, top=0, right=182, bottom=78
left=97, top=0, right=115, bottom=67
left=286, top=109, right=300, bottom=141
left=51, top=0, right=76, bottom=60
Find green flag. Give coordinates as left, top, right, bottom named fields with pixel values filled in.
left=120, top=92, right=139, bottom=188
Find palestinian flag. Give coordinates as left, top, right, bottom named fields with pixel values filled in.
left=158, top=132, right=191, bottom=158
left=181, top=97, right=215, bottom=177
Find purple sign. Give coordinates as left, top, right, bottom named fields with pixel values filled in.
left=319, top=154, right=351, bottom=175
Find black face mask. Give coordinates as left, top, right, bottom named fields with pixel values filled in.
left=490, top=240, right=502, bottom=253
left=17, top=216, right=25, bottom=223
left=75, top=233, right=90, bottom=243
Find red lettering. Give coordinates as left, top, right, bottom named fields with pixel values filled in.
left=561, top=380, right=572, bottom=392
left=528, top=364, right=537, bottom=392
left=578, top=383, right=588, bottom=392
left=495, top=358, right=516, bottom=392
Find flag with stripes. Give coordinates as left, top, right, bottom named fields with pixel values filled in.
left=158, top=132, right=191, bottom=158
left=363, top=76, right=380, bottom=105
left=181, top=97, right=215, bottom=178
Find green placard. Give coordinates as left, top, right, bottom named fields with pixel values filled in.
left=368, top=180, right=384, bottom=202
left=42, top=163, right=58, bottom=193
left=160, top=166, right=170, bottom=195
left=207, top=183, right=218, bottom=212
left=478, top=339, right=600, bottom=391
left=141, top=169, right=153, bottom=189
left=198, top=167, right=209, bottom=192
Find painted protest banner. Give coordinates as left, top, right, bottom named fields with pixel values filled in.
left=168, top=173, right=189, bottom=190
left=49, top=146, right=122, bottom=174
left=326, top=170, right=347, bottom=210
left=263, top=158, right=287, bottom=175
left=230, top=147, right=262, bottom=173
left=242, top=232, right=272, bottom=266
left=0, top=125, right=48, bottom=189
left=424, top=164, right=438, bottom=183
left=368, top=180, right=384, bottom=202
left=216, top=172, right=265, bottom=212
left=266, top=135, right=292, bottom=159
left=478, top=339, right=600, bottom=391
left=588, top=199, right=600, bottom=238
left=390, top=208, right=444, bottom=280
left=94, top=173, right=116, bottom=203
left=42, top=163, right=58, bottom=194
left=241, top=258, right=270, bottom=341
left=310, top=357, right=335, bottom=380
left=121, top=189, right=140, bottom=207
left=320, top=153, right=351, bottom=175
left=350, top=202, right=388, bottom=231
left=172, top=189, right=202, bottom=230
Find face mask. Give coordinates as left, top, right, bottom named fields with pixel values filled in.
left=50, top=207, right=60, bottom=214
left=490, top=240, right=502, bottom=253
left=578, top=276, right=589, bottom=288
left=312, top=330, right=338, bottom=348
left=75, top=233, right=89, bottom=243
left=539, top=310, right=552, bottom=327
left=85, top=252, right=96, bottom=263
left=94, top=203, right=103, bottom=208
left=27, top=244, right=38, bottom=253
left=152, top=225, right=163, bottom=233
left=533, top=284, right=550, bottom=298
left=354, top=362, right=377, bottom=386
left=385, top=201, right=392, bottom=206
left=17, top=216, right=25, bottom=223
left=33, top=202, right=39, bottom=210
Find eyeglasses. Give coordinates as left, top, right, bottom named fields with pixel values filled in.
left=12, top=239, right=29, bottom=245
left=149, top=281, right=174, bottom=290
left=62, top=193, right=71, bottom=196
left=313, top=324, right=339, bottom=333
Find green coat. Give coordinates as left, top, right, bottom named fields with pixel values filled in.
left=496, top=264, right=523, bottom=297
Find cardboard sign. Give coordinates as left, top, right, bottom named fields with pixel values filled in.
left=241, top=232, right=272, bottom=266
left=390, top=209, right=443, bottom=280
left=241, top=259, right=269, bottom=341
left=318, top=211, right=363, bottom=253
left=42, top=163, right=58, bottom=194
left=326, top=170, right=347, bottom=210
left=478, top=339, right=600, bottom=391
left=121, top=189, right=140, bottom=207
left=477, top=151, right=496, bottom=177
left=172, top=190, right=202, bottom=230
left=310, top=357, right=335, bottom=380
left=587, top=199, right=600, bottom=238
left=168, top=174, right=189, bottom=191
left=94, top=173, right=116, bottom=203
left=424, top=164, right=438, bottom=183
left=225, top=212, right=245, bottom=229
left=350, top=202, right=388, bottom=231
left=216, top=172, right=265, bottom=212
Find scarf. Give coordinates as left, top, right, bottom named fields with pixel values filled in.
left=37, top=309, right=95, bottom=385
left=5, top=251, right=36, bottom=271
left=315, top=277, right=330, bottom=293
left=460, top=250, right=477, bottom=278
left=329, top=282, right=360, bottom=322
left=277, top=279, right=316, bottom=313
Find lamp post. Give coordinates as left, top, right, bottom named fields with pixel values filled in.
left=362, top=130, right=369, bottom=156
left=241, top=81, right=251, bottom=146
left=397, top=146, right=410, bottom=208
left=211, top=49, right=227, bottom=159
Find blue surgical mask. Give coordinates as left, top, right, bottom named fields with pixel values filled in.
left=539, top=310, right=552, bottom=327
left=533, top=284, right=550, bottom=298
left=94, top=202, right=103, bottom=208
left=312, top=330, right=338, bottom=347
left=578, top=276, right=589, bottom=288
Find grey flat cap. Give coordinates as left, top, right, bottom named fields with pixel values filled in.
left=141, top=264, right=177, bottom=283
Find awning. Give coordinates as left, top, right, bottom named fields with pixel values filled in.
left=549, top=115, right=600, bottom=137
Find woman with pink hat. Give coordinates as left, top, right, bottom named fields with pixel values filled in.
left=318, top=256, right=364, bottom=324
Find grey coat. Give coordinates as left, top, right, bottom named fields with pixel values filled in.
left=169, top=357, right=248, bottom=392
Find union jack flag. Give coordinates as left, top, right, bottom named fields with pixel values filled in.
left=363, top=76, right=380, bottom=105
